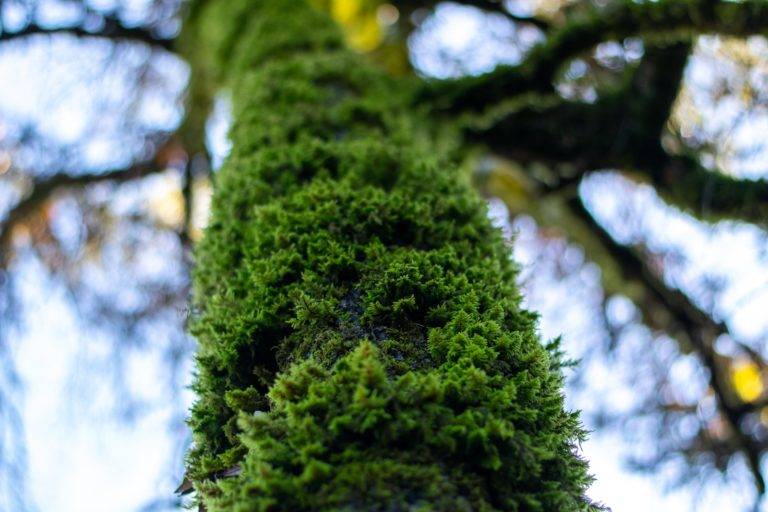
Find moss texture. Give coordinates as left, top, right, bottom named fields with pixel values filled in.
left=182, top=1, right=594, bottom=509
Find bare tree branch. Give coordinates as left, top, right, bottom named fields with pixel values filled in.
left=567, top=194, right=766, bottom=496
left=0, top=15, right=175, bottom=50
left=0, top=139, right=178, bottom=266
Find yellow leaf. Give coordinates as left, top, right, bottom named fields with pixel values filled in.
left=327, top=0, right=384, bottom=52
left=732, top=360, right=764, bottom=403
left=190, top=177, right=213, bottom=241
left=0, top=151, right=11, bottom=174
left=148, top=173, right=185, bottom=228
left=347, top=16, right=383, bottom=52
left=331, top=0, right=361, bottom=24
left=484, top=162, right=535, bottom=213
left=760, top=407, right=768, bottom=426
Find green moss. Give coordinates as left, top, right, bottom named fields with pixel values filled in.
left=182, top=0, right=595, bottom=509
left=651, top=154, right=768, bottom=225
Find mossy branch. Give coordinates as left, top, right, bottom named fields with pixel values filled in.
left=473, top=39, right=768, bottom=226
left=647, top=154, right=768, bottom=225
left=394, top=0, right=550, bottom=30
left=424, top=0, right=768, bottom=114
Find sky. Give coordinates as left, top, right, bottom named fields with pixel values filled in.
left=2, top=1, right=768, bottom=511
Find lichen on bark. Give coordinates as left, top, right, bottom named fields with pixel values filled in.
left=181, top=1, right=595, bottom=510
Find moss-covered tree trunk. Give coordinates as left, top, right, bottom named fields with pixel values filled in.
left=181, top=1, right=594, bottom=510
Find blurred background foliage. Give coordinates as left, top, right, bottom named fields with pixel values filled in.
left=0, top=0, right=767, bottom=510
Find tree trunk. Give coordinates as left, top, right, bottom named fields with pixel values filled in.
left=181, top=1, right=594, bottom=509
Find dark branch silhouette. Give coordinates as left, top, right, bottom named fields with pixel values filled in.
left=0, top=15, right=175, bottom=50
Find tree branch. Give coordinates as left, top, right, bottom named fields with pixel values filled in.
left=425, top=0, right=768, bottom=114
left=474, top=39, right=768, bottom=226
left=396, top=0, right=550, bottom=30
left=622, top=42, right=691, bottom=161
left=479, top=99, right=768, bottom=227
left=0, top=143, right=175, bottom=266
left=0, top=15, right=175, bottom=50
left=647, top=154, right=768, bottom=225
left=567, top=194, right=766, bottom=496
